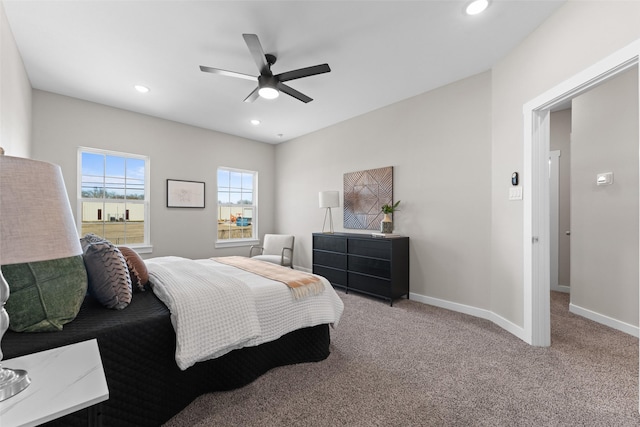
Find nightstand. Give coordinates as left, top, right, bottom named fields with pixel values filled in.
left=0, top=339, right=108, bottom=427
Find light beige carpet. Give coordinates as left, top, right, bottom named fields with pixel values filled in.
left=164, top=291, right=639, bottom=426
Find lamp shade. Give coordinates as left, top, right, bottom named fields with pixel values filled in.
left=0, top=156, right=82, bottom=265
left=319, top=191, right=340, bottom=208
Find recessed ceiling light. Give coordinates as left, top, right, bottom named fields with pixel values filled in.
left=466, top=0, right=489, bottom=15
left=134, top=84, right=150, bottom=93
left=250, top=119, right=261, bottom=126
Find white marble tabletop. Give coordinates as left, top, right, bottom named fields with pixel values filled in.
left=0, top=339, right=109, bottom=427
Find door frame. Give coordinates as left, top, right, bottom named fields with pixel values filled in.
left=523, top=39, right=640, bottom=347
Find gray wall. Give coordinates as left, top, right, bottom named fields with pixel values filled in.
left=31, top=90, right=276, bottom=259
left=275, top=71, right=493, bottom=309
left=570, top=67, right=639, bottom=326
left=0, top=2, right=31, bottom=157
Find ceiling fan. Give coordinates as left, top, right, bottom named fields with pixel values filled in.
left=200, top=33, right=331, bottom=103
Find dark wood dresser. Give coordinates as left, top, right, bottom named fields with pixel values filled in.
left=312, top=232, right=409, bottom=306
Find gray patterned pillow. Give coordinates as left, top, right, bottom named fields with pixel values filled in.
left=81, top=234, right=132, bottom=309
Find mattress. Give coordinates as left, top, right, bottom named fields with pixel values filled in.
left=145, top=257, right=344, bottom=369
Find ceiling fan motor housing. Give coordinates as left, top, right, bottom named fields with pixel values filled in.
left=259, top=74, right=278, bottom=88
left=265, top=54, right=277, bottom=66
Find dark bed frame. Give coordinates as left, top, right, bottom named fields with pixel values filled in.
left=3, top=290, right=331, bottom=426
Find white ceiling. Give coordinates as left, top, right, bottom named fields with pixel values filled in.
left=3, top=0, right=566, bottom=144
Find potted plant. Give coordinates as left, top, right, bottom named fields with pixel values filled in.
left=380, top=200, right=400, bottom=233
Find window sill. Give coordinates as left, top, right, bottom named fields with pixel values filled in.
left=124, top=245, right=153, bottom=254
left=215, top=239, right=260, bottom=249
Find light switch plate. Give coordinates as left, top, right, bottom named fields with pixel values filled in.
left=596, top=172, right=613, bottom=186
left=509, top=187, right=523, bottom=200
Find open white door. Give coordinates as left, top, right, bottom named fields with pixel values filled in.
left=549, top=150, right=560, bottom=292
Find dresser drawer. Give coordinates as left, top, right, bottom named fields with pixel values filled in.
left=313, top=251, right=347, bottom=270
left=348, top=238, right=390, bottom=260
left=348, top=272, right=391, bottom=298
left=313, top=265, right=348, bottom=287
left=348, top=255, right=391, bottom=279
left=313, top=235, right=347, bottom=253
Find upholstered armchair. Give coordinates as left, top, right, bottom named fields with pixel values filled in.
left=250, top=234, right=295, bottom=268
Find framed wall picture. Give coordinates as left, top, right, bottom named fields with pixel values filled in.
left=344, top=166, right=393, bottom=230
left=167, top=179, right=205, bottom=208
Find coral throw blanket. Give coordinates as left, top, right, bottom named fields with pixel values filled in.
left=214, top=256, right=324, bottom=299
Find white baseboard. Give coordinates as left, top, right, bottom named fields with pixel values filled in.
left=324, top=282, right=637, bottom=341
left=409, top=292, right=528, bottom=343
left=551, top=284, right=570, bottom=293
left=569, top=303, right=639, bottom=338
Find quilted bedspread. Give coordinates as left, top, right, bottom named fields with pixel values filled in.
left=146, top=256, right=343, bottom=370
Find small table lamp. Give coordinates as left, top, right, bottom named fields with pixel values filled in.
left=0, top=153, right=83, bottom=401
left=319, top=191, right=340, bottom=234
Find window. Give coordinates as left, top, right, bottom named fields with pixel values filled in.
left=217, top=167, right=257, bottom=244
left=78, top=148, right=150, bottom=249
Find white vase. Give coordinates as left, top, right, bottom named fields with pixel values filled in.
left=380, top=213, right=393, bottom=234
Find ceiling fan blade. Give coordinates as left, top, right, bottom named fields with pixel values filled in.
left=277, top=82, right=313, bottom=103
left=242, top=33, right=270, bottom=75
left=243, top=87, right=260, bottom=103
left=276, top=64, right=331, bottom=82
left=199, top=65, right=257, bottom=81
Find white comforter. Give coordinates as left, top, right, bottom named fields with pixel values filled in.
left=145, top=256, right=344, bottom=370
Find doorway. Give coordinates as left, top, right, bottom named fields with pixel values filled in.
left=523, top=40, right=640, bottom=348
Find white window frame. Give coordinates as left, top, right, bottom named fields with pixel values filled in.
left=77, top=147, right=152, bottom=253
left=215, top=166, right=259, bottom=248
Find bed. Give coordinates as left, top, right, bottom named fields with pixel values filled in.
left=2, top=256, right=343, bottom=426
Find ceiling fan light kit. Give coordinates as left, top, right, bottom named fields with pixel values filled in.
left=258, top=75, right=280, bottom=99
left=258, top=87, right=279, bottom=100
left=200, top=33, right=331, bottom=104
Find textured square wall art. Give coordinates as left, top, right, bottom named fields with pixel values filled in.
left=344, top=166, right=393, bottom=230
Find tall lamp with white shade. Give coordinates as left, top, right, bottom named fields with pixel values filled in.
left=0, top=152, right=85, bottom=401
left=319, top=191, right=340, bottom=234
